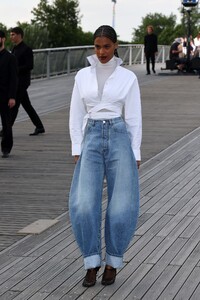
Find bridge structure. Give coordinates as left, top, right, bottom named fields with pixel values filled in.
left=32, top=44, right=170, bottom=79
left=1, top=61, right=200, bottom=299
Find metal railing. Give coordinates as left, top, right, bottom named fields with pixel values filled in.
left=32, top=44, right=170, bottom=79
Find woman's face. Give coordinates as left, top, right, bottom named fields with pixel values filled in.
left=147, top=27, right=153, bottom=34
left=94, top=36, right=118, bottom=64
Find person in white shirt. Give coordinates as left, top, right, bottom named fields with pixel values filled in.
left=194, top=32, right=200, bottom=47
left=69, top=25, right=142, bottom=288
left=194, top=32, right=200, bottom=56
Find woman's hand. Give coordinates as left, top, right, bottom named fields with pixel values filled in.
left=137, top=161, right=141, bottom=169
left=74, top=155, right=80, bottom=164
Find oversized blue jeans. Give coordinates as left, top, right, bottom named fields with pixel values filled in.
left=69, top=117, right=139, bottom=269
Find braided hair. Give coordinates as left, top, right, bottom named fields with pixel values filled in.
left=93, top=25, right=119, bottom=57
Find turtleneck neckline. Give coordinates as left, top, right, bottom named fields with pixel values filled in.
left=87, top=54, right=123, bottom=68
left=97, top=57, right=116, bottom=68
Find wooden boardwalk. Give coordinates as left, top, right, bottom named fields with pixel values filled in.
left=1, top=65, right=200, bottom=299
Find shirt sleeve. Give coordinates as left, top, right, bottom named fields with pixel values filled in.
left=144, top=35, right=147, bottom=52
left=8, top=54, right=18, bottom=99
left=69, top=79, right=87, bottom=156
left=18, top=47, right=34, bottom=74
left=124, top=76, right=142, bottom=161
left=155, top=35, right=158, bottom=52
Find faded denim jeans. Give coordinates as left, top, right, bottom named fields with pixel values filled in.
left=69, top=117, right=139, bottom=269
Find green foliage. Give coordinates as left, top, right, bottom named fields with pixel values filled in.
left=0, top=23, right=10, bottom=49
left=1, top=2, right=200, bottom=49
left=0, top=22, right=50, bottom=50
left=132, top=8, right=200, bottom=45
left=132, top=13, right=177, bottom=45
left=16, top=22, right=49, bottom=49
left=180, top=6, right=200, bottom=37
left=31, top=0, right=81, bottom=47
left=75, top=28, right=93, bottom=45
left=0, top=22, right=7, bottom=33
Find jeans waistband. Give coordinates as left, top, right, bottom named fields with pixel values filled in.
left=88, top=117, right=123, bottom=125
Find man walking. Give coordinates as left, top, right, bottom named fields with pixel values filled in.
left=10, top=27, right=45, bottom=135
left=144, top=25, right=158, bottom=75
left=0, top=30, right=17, bottom=158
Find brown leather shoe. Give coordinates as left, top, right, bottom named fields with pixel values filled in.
left=101, top=266, right=116, bottom=285
left=82, top=267, right=100, bottom=287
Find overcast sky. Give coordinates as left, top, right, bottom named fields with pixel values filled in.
left=2, top=0, right=184, bottom=42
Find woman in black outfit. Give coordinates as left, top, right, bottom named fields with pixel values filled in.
left=144, top=25, right=158, bottom=75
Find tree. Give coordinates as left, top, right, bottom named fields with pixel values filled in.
left=132, top=7, right=200, bottom=46
left=15, top=22, right=50, bottom=49
left=31, top=0, right=81, bottom=47
left=0, top=23, right=10, bottom=48
left=75, top=28, right=93, bottom=45
left=0, top=22, right=7, bottom=33
left=180, top=6, right=200, bottom=38
left=132, top=13, right=177, bottom=45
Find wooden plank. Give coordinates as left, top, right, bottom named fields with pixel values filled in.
left=121, top=238, right=186, bottom=300
left=1, top=67, right=200, bottom=299
left=142, top=265, right=180, bottom=300
left=158, top=243, right=200, bottom=299
left=29, top=292, right=49, bottom=300
left=180, top=216, right=200, bottom=238
left=0, top=291, right=21, bottom=300
left=189, top=281, right=200, bottom=300
left=171, top=227, right=200, bottom=266
left=0, top=257, right=35, bottom=287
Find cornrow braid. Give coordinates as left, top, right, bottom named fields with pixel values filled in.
left=93, top=25, right=119, bottom=57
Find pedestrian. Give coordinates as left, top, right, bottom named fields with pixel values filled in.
left=144, top=25, right=158, bottom=75
left=194, top=32, right=200, bottom=48
left=9, top=27, right=45, bottom=136
left=194, top=32, right=200, bottom=56
left=0, top=30, right=17, bottom=158
left=69, top=25, right=142, bottom=287
left=169, top=37, right=186, bottom=71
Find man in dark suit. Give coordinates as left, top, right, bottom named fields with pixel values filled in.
left=144, top=25, right=158, bottom=75
left=0, top=30, right=17, bottom=158
left=10, top=27, right=45, bottom=136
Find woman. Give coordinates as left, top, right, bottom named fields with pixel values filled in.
left=144, top=25, right=158, bottom=75
left=69, top=25, right=142, bottom=287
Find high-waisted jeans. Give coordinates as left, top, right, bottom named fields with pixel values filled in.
left=69, top=117, right=139, bottom=269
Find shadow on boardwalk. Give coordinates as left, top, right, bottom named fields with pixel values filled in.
left=1, top=65, right=200, bottom=299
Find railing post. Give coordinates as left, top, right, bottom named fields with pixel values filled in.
left=85, top=48, right=89, bottom=67
left=129, top=46, right=132, bottom=66
left=46, top=50, right=50, bottom=79
left=33, top=45, right=169, bottom=79
left=162, top=46, right=165, bottom=63
left=141, top=46, right=144, bottom=64
left=67, top=49, right=71, bottom=75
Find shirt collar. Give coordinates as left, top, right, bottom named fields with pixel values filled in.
left=87, top=54, right=123, bottom=68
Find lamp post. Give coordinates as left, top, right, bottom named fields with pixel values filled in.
left=182, top=0, right=199, bottom=71
left=112, top=0, right=117, bottom=29
left=186, top=9, right=192, bottom=68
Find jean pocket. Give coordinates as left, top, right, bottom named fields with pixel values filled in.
left=112, top=122, right=127, bottom=134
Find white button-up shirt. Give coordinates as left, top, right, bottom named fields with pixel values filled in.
left=69, top=54, right=142, bottom=161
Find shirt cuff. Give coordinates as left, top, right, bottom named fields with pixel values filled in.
left=133, top=149, right=141, bottom=161
left=72, top=143, right=82, bottom=156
